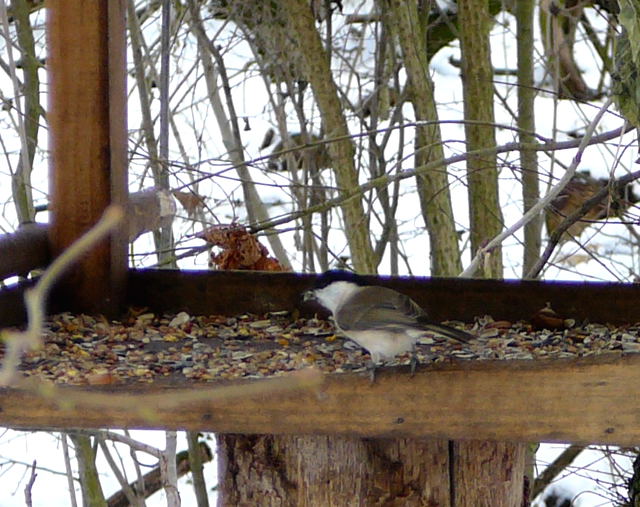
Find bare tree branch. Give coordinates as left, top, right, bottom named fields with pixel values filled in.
left=532, top=444, right=585, bottom=500
left=460, top=98, right=614, bottom=278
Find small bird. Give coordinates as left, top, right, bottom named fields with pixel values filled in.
left=545, top=171, right=639, bottom=241
left=304, top=270, right=473, bottom=377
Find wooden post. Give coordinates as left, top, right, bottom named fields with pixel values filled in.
left=47, top=0, right=127, bottom=314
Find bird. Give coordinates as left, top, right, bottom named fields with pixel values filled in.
left=260, top=131, right=331, bottom=173
left=545, top=171, right=639, bottom=241
left=304, top=270, right=473, bottom=378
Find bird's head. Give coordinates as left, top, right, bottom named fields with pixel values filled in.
left=312, top=269, right=368, bottom=288
left=303, top=270, right=369, bottom=312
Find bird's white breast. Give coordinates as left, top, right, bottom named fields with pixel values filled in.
left=345, top=329, right=416, bottom=363
left=312, top=281, right=362, bottom=313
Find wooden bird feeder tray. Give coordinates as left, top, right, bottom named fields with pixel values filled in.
left=2, top=268, right=640, bottom=446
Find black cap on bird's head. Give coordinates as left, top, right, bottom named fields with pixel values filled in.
left=312, top=269, right=369, bottom=289
left=304, top=270, right=369, bottom=303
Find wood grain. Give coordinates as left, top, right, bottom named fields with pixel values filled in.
left=128, top=268, right=640, bottom=324
left=2, top=354, right=640, bottom=445
left=47, top=0, right=127, bottom=315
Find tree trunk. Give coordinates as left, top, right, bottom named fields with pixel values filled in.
left=452, top=441, right=526, bottom=507
left=218, top=434, right=451, bottom=506
left=516, top=1, right=540, bottom=500
left=69, top=434, right=107, bottom=507
left=280, top=0, right=377, bottom=273
left=11, top=0, right=40, bottom=225
left=517, top=0, right=541, bottom=277
left=459, top=0, right=504, bottom=278
left=386, top=0, right=462, bottom=277
left=218, top=435, right=529, bottom=506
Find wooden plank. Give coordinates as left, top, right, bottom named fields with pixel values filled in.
left=0, top=224, right=49, bottom=280
left=47, top=0, right=127, bottom=315
left=0, top=280, right=68, bottom=327
left=107, top=0, right=128, bottom=310
left=1, top=354, right=640, bottom=445
left=128, top=269, right=316, bottom=316
left=0, top=282, right=31, bottom=326
left=128, top=269, right=640, bottom=324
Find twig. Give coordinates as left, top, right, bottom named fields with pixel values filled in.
left=23, top=459, right=37, bottom=507
left=187, top=432, right=209, bottom=507
left=459, top=98, right=614, bottom=278
left=162, top=431, right=180, bottom=506
left=61, top=433, right=79, bottom=507
left=92, top=430, right=162, bottom=459
left=0, top=454, right=70, bottom=478
left=449, top=55, right=518, bottom=76
left=0, top=206, right=124, bottom=386
left=172, top=120, right=629, bottom=195
left=97, top=437, right=142, bottom=507
left=532, top=444, right=585, bottom=499
left=0, top=0, right=32, bottom=198
left=127, top=0, right=161, bottom=180
left=125, top=429, right=146, bottom=505
left=186, top=0, right=292, bottom=269
left=155, top=0, right=176, bottom=268
left=106, top=442, right=213, bottom=507
left=159, top=0, right=170, bottom=163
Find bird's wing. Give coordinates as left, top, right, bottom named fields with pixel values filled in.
left=335, top=286, right=473, bottom=343
left=334, top=286, right=425, bottom=331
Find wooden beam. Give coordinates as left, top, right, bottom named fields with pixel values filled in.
left=0, top=282, right=32, bottom=326
left=128, top=269, right=640, bottom=324
left=47, top=0, right=127, bottom=315
left=0, top=224, right=49, bottom=280
left=2, top=354, right=640, bottom=445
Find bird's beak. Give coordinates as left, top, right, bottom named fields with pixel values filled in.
left=303, top=289, right=316, bottom=302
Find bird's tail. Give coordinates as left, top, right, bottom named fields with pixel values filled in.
left=425, top=323, right=473, bottom=343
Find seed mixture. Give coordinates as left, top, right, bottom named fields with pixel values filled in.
left=4, top=309, right=640, bottom=385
